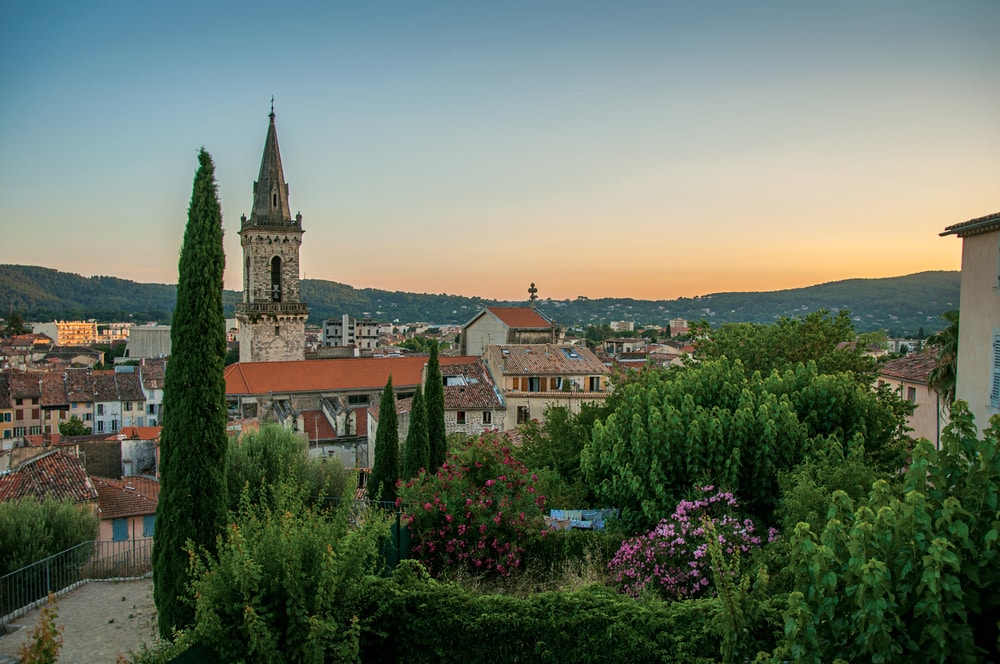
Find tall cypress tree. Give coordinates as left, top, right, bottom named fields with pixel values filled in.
left=370, top=376, right=400, bottom=502
left=425, top=342, right=447, bottom=470
left=152, top=149, right=229, bottom=637
left=402, top=384, right=429, bottom=479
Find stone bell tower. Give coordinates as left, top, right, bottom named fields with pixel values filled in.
left=235, top=106, right=309, bottom=362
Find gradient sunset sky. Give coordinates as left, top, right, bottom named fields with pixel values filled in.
left=1, top=1, right=997, bottom=301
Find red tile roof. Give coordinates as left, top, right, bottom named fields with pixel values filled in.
left=485, top=344, right=607, bottom=376
left=92, top=476, right=159, bottom=519
left=224, top=355, right=474, bottom=396
left=300, top=410, right=336, bottom=441
left=879, top=351, right=937, bottom=384
left=107, top=426, right=161, bottom=441
left=940, top=211, right=1000, bottom=238
left=0, top=450, right=98, bottom=504
left=442, top=360, right=504, bottom=410
left=484, top=307, right=552, bottom=329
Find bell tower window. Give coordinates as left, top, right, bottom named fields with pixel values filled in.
left=271, top=256, right=282, bottom=302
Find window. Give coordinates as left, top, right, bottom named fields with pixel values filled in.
left=31, top=409, right=39, bottom=419
left=15, top=409, right=23, bottom=420
left=29, top=426, right=41, bottom=435
left=482, top=411, right=492, bottom=425
left=112, top=518, right=128, bottom=542
left=96, top=421, right=105, bottom=433
left=527, top=377, right=541, bottom=392
left=271, top=256, right=282, bottom=302
left=906, top=387, right=916, bottom=403
left=143, top=515, right=156, bottom=538
left=456, top=411, right=466, bottom=425
left=124, top=402, right=132, bottom=412
left=3, top=430, right=10, bottom=439
left=15, top=398, right=22, bottom=406
left=13, top=427, right=25, bottom=437
left=589, top=376, right=602, bottom=391
left=3, top=413, right=10, bottom=422
left=97, top=404, right=105, bottom=416
left=348, top=394, right=369, bottom=406
left=992, top=334, right=1000, bottom=409
left=516, top=406, right=530, bottom=425
left=147, top=404, right=157, bottom=415
left=84, top=413, right=93, bottom=422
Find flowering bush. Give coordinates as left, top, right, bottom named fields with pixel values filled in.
left=398, top=434, right=546, bottom=577
left=608, top=486, right=776, bottom=600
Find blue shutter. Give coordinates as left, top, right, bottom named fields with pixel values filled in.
left=112, top=518, right=128, bottom=542
left=143, top=515, right=156, bottom=537
left=991, top=334, right=1000, bottom=409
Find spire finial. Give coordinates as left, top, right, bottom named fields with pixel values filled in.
left=270, top=95, right=275, bottom=118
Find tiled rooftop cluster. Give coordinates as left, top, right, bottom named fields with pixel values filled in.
left=0, top=449, right=97, bottom=503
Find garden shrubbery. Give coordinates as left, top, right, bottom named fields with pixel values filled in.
left=399, top=434, right=547, bottom=577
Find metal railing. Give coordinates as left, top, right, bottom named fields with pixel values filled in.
left=0, top=538, right=153, bottom=629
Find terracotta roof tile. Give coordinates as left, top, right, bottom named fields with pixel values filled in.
left=300, top=410, right=336, bottom=441
left=483, top=307, right=552, bottom=329
left=442, top=360, right=504, bottom=410
left=40, top=372, right=68, bottom=407
left=7, top=370, right=41, bottom=399
left=92, top=373, right=119, bottom=402
left=139, top=362, right=166, bottom=390
left=92, top=476, right=158, bottom=519
left=485, top=344, right=607, bottom=376
left=224, top=355, right=473, bottom=396
left=941, top=211, right=1000, bottom=237
left=115, top=371, right=145, bottom=401
left=879, top=351, right=937, bottom=384
left=107, top=426, right=161, bottom=441
left=66, top=368, right=95, bottom=402
left=0, top=450, right=98, bottom=504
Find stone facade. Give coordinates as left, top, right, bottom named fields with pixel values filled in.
left=235, top=110, right=309, bottom=363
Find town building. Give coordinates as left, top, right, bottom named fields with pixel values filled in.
left=482, top=344, right=610, bottom=425
left=32, top=321, right=98, bottom=346
left=941, top=211, right=1000, bottom=428
left=878, top=350, right=942, bottom=446
left=124, top=325, right=171, bottom=360
left=460, top=307, right=556, bottom=356
left=323, top=314, right=380, bottom=351
left=235, top=109, right=309, bottom=362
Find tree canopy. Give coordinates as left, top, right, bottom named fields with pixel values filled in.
left=425, top=342, right=446, bottom=471
left=369, top=376, right=399, bottom=502
left=402, top=385, right=429, bottom=479
left=152, top=149, right=229, bottom=637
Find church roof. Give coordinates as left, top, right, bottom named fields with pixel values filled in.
left=224, top=355, right=474, bottom=396
left=244, top=108, right=297, bottom=229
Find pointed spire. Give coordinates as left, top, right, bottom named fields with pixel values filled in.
left=249, top=104, right=292, bottom=225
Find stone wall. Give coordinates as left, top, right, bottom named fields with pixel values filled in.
left=238, top=315, right=307, bottom=362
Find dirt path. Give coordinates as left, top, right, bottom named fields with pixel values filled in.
left=0, top=578, right=157, bottom=663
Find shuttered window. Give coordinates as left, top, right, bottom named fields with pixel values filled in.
left=991, top=334, right=1000, bottom=409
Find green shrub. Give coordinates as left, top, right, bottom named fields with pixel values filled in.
left=779, top=403, right=1000, bottom=662
left=359, top=559, right=722, bottom=664
left=186, top=481, right=391, bottom=663
left=0, top=496, right=99, bottom=575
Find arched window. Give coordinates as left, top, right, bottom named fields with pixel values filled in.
left=271, top=256, right=282, bottom=302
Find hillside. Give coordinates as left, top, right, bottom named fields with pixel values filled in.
left=0, top=264, right=960, bottom=336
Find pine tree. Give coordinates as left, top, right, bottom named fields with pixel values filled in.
left=425, top=342, right=447, bottom=470
left=402, top=385, right=429, bottom=479
left=152, top=149, right=229, bottom=637
left=369, top=376, right=400, bottom=502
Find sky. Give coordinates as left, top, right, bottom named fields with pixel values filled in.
left=0, top=2, right=997, bottom=302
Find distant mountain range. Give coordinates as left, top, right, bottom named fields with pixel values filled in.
left=0, top=265, right=960, bottom=337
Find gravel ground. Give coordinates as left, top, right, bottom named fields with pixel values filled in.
left=0, top=578, right=157, bottom=663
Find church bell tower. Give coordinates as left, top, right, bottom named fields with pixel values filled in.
left=235, top=107, right=309, bottom=362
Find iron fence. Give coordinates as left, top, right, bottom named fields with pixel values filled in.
left=0, top=538, right=153, bottom=629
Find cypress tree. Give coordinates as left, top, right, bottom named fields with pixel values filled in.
left=370, top=376, right=400, bottom=502
left=425, top=342, right=447, bottom=470
left=152, top=149, right=229, bottom=637
left=402, top=384, right=429, bottom=479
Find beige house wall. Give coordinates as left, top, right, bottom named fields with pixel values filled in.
left=954, top=230, right=1000, bottom=428
left=503, top=392, right=608, bottom=427
left=880, top=377, right=943, bottom=447
left=98, top=514, right=153, bottom=542
left=464, top=316, right=510, bottom=357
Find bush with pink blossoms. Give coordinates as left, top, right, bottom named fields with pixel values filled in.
left=608, top=486, right=777, bottom=600
left=398, top=434, right=547, bottom=578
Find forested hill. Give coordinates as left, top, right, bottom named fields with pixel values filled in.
left=0, top=264, right=959, bottom=336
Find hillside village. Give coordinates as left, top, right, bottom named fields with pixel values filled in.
left=1, top=109, right=997, bottom=662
